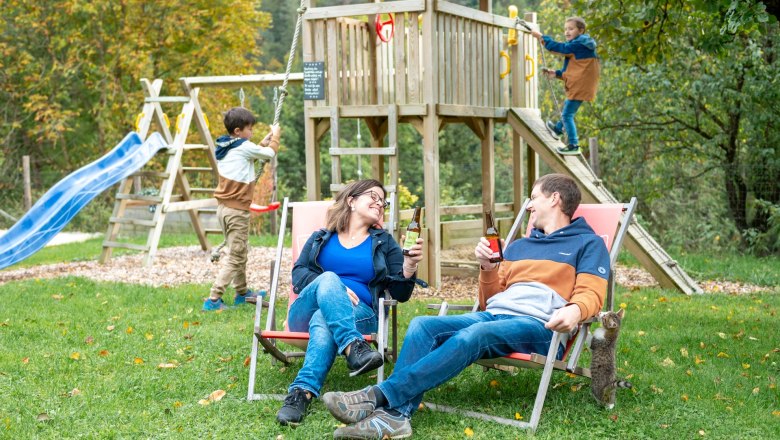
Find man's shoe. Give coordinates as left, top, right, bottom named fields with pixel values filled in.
left=546, top=120, right=561, bottom=140
left=202, top=297, right=227, bottom=312
left=234, top=289, right=264, bottom=306
left=323, top=386, right=378, bottom=424
left=333, top=409, right=412, bottom=439
left=345, top=340, right=383, bottom=377
left=276, top=388, right=312, bottom=426
left=557, top=144, right=581, bottom=155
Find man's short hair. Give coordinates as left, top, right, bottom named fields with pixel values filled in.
left=533, top=174, right=581, bottom=218
left=223, top=107, right=257, bottom=135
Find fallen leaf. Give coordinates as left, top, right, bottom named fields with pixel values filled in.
left=686, top=369, right=692, bottom=376
left=134, top=357, right=144, bottom=365
left=660, top=424, right=670, bottom=429
left=198, top=399, right=210, bottom=406
left=464, top=427, right=474, bottom=437
left=145, top=333, right=154, bottom=341
left=699, top=429, right=706, bottom=436
left=681, top=394, right=689, bottom=401
left=22, top=357, right=29, bottom=364
left=661, top=357, right=675, bottom=367
left=772, top=410, right=780, bottom=417
left=680, top=348, right=689, bottom=358
left=650, top=384, right=664, bottom=394
left=742, top=363, right=750, bottom=369
left=752, top=387, right=760, bottom=395
left=69, top=388, right=81, bottom=397
left=570, top=383, right=582, bottom=392
left=748, top=336, right=759, bottom=341
left=158, top=363, right=178, bottom=369
left=658, top=297, right=667, bottom=302
left=650, top=345, right=659, bottom=353
left=700, top=342, right=706, bottom=348
left=619, top=302, right=627, bottom=309
left=85, top=336, right=94, bottom=345
left=173, top=401, right=183, bottom=408
left=183, top=321, right=189, bottom=329
left=36, top=413, right=50, bottom=422
left=609, top=414, right=618, bottom=422
left=717, top=352, right=729, bottom=358
left=99, top=350, right=109, bottom=356
left=219, top=356, right=233, bottom=363
left=208, top=389, right=226, bottom=402
left=694, top=356, right=706, bottom=365
left=637, top=331, right=646, bottom=337
left=565, top=372, right=577, bottom=378
left=52, top=294, right=64, bottom=300
left=489, top=380, right=499, bottom=388
left=126, top=327, right=134, bottom=334
left=69, top=352, right=81, bottom=361
left=717, top=332, right=727, bottom=339
left=106, top=325, right=115, bottom=331
left=243, top=356, right=251, bottom=367
left=515, top=412, right=523, bottom=420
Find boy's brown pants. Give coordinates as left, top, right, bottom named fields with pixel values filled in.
left=210, top=204, right=250, bottom=297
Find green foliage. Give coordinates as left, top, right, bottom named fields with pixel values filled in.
left=0, top=279, right=778, bottom=438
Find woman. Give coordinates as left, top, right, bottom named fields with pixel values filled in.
left=276, top=179, right=424, bottom=426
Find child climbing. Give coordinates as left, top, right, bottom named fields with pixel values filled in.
left=203, top=107, right=281, bottom=311
left=531, top=16, right=600, bottom=156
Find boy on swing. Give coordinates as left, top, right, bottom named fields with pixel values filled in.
left=203, top=107, right=281, bottom=311
left=532, top=16, right=600, bottom=156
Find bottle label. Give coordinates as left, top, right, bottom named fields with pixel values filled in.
left=403, top=231, right=420, bottom=250
left=488, top=238, right=501, bottom=257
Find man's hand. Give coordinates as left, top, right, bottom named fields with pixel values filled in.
left=545, top=304, right=582, bottom=333
left=474, top=237, right=502, bottom=271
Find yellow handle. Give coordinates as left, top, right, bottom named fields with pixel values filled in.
left=499, top=50, right=511, bottom=79
left=525, top=54, right=535, bottom=81
left=162, top=113, right=170, bottom=128
left=134, top=112, right=144, bottom=132
left=507, top=6, right=518, bottom=46
left=202, top=113, right=210, bottom=131
left=175, top=113, right=184, bottom=133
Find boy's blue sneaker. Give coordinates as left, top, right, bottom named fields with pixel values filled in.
left=202, top=297, right=228, bottom=311
left=557, top=144, right=581, bottom=155
left=234, top=289, right=265, bottom=306
left=546, top=120, right=562, bottom=140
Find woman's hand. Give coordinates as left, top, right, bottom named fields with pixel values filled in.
left=475, top=237, right=503, bottom=271
left=400, top=235, right=424, bottom=277
left=345, top=287, right=359, bottom=306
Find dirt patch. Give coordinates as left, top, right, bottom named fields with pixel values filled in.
left=0, top=245, right=772, bottom=298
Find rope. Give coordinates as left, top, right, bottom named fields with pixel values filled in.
left=272, top=0, right=307, bottom=126
left=517, top=19, right=563, bottom=123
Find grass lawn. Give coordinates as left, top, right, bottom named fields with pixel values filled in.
left=0, top=274, right=778, bottom=438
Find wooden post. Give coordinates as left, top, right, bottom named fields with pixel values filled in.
left=524, top=12, right=539, bottom=190
left=422, top=0, right=441, bottom=288
left=589, top=137, right=600, bottom=177
left=22, top=155, right=32, bottom=211
left=481, top=118, right=495, bottom=213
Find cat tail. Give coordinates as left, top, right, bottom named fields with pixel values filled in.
left=615, top=379, right=633, bottom=389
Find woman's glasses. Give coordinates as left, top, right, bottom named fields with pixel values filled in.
left=354, top=190, right=390, bottom=209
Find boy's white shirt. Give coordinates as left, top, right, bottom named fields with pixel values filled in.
left=216, top=140, right=275, bottom=184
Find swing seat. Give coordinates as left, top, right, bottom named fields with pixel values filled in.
left=250, top=201, right=282, bottom=213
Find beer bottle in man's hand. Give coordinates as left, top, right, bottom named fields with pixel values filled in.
left=403, top=206, right=422, bottom=256
left=484, top=210, right=503, bottom=263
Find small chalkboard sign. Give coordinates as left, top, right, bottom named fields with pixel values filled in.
left=303, top=62, right=325, bottom=101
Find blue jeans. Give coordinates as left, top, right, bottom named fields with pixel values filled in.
left=377, top=312, right=562, bottom=418
left=554, top=99, right=583, bottom=146
left=287, top=272, right=377, bottom=396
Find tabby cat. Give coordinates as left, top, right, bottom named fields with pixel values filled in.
left=589, top=308, right=632, bottom=409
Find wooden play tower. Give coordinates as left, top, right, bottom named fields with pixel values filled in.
left=298, top=0, right=700, bottom=293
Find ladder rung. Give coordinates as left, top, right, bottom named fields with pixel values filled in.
left=116, top=194, right=163, bottom=203
left=109, top=217, right=156, bottom=227
left=183, top=144, right=210, bottom=150
left=205, top=228, right=223, bottom=234
left=330, top=184, right=397, bottom=194
left=329, top=147, right=397, bottom=156
left=199, top=208, right=217, bottom=213
left=102, top=241, right=150, bottom=251
left=144, top=96, right=191, bottom=103
left=129, top=171, right=170, bottom=179
left=182, top=167, right=214, bottom=172
left=190, top=188, right=215, bottom=193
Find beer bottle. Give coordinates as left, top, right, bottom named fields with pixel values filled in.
left=484, top=210, right=504, bottom=263
left=403, top=206, right=422, bottom=256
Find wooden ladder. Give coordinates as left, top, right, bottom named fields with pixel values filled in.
left=100, top=79, right=220, bottom=266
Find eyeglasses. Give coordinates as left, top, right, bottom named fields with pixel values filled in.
left=353, top=190, right=390, bottom=209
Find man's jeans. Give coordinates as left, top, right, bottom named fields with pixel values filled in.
left=377, top=312, right=562, bottom=418
left=287, top=272, right=377, bottom=396
left=553, top=99, right=583, bottom=146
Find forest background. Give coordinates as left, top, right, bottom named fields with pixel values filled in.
left=0, top=0, right=778, bottom=257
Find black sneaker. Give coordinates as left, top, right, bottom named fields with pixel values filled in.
left=345, top=339, right=383, bottom=377
left=276, top=388, right=312, bottom=426
left=546, top=120, right=561, bottom=140
left=557, top=144, right=581, bottom=155
left=332, top=408, right=412, bottom=439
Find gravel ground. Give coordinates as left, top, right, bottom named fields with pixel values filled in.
left=0, top=245, right=772, bottom=298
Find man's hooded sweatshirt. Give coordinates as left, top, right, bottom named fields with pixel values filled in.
left=479, top=217, right=610, bottom=323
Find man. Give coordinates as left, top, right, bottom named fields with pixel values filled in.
left=322, top=174, right=610, bottom=439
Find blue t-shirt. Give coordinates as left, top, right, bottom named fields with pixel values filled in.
left=317, top=235, right=374, bottom=306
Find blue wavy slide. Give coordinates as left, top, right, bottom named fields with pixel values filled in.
left=0, top=132, right=168, bottom=270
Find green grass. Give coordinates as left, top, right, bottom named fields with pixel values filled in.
left=7, top=232, right=284, bottom=269
left=1, top=277, right=778, bottom=439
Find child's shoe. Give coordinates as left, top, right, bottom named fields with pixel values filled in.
left=202, top=297, right=228, bottom=311
left=546, top=120, right=562, bottom=140
left=234, top=289, right=265, bottom=306
left=557, top=144, right=581, bottom=155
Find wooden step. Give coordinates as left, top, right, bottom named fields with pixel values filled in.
left=183, top=144, right=210, bottom=150
left=129, top=171, right=170, bottom=179
left=144, top=96, right=190, bottom=103
left=190, top=188, right=215, bottom=194
left=182, top=167, right=214, bottom=173
left=329, top=147, right=397, bottom=156
left=116, top=194, right=163, bottom=203
left=102, top=241, right=149, bottom=251
left=205, top=228, right=223, bottom=235
left=109, top=217, right=156, bottom=227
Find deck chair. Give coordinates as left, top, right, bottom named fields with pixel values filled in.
left=247, top=197, right=400, bottom=401
left=425, top=197, right=637, bottom=432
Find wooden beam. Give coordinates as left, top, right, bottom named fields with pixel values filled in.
left=307, top=104, right=426, bottom=118
left=181, top=73, right=303, bottom=89
left=481, top=118, right=495, bottom=214
left=437, top=104, right=508, bottom=118
left=163, top=198, right=218, bottom=213
left=436, top=1, right=520, bottom=30
left=304, top=0, right=425, bottom=20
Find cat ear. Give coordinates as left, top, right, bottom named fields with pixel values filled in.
left=617, top=308, right=625, bottom=319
